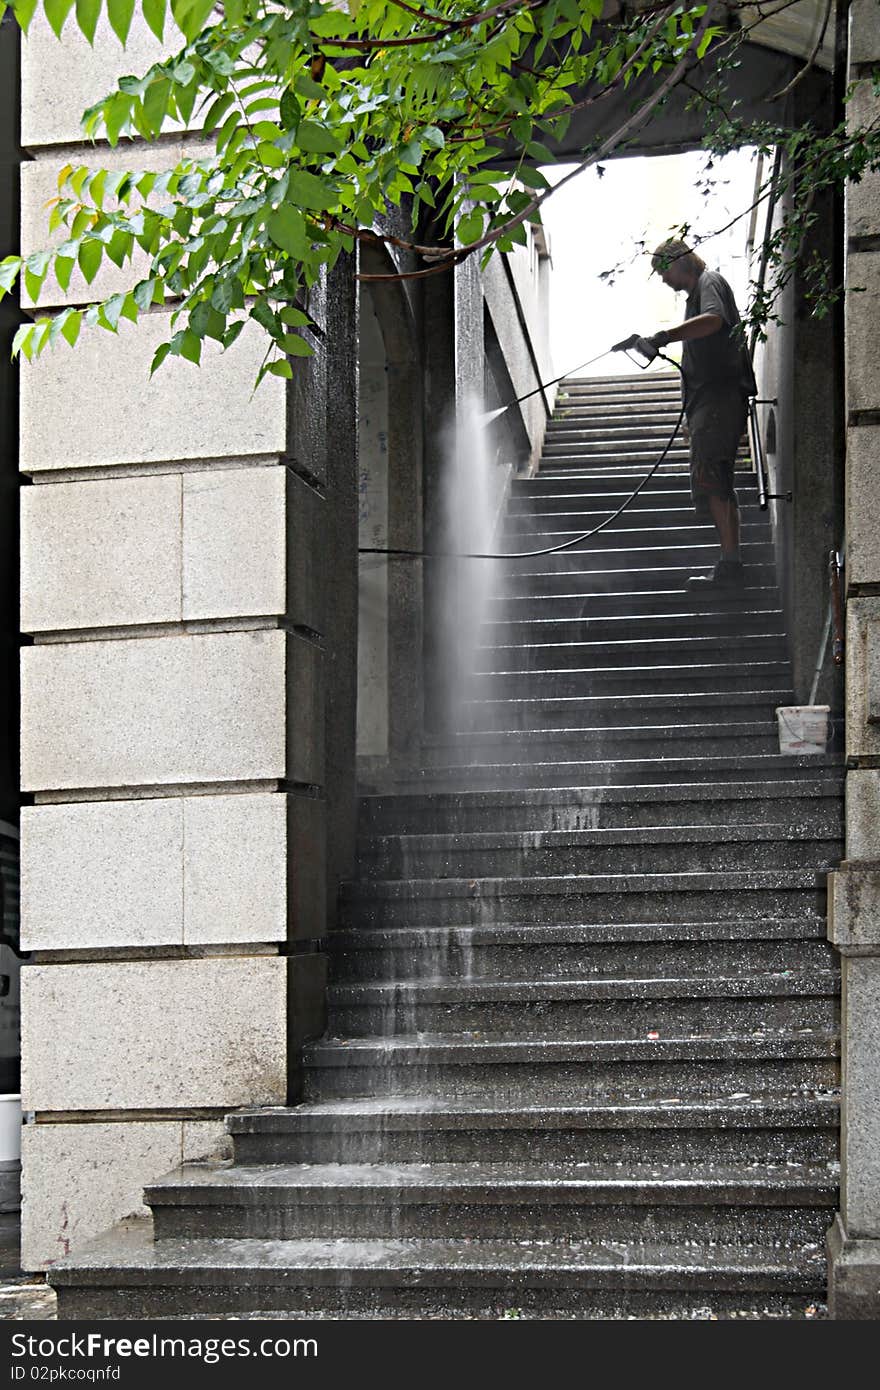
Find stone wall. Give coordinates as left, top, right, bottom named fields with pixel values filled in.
left=826, top=0, right=880, bottom=1319
left=17, top=14, right=338, bottom=1268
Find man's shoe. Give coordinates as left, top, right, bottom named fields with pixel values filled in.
left=686, top=559, right=746, bottom=591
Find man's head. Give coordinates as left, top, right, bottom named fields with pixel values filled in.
left=651, top=240, right=705, bottom=292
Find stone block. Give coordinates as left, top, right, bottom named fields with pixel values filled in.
left=20, top=143, right=209, bottom=308
left=20, top=792, right=325, bottom=950
left=21, top=957, right=287, bottom=1111
left=21, top=13, right=191, bottom=150
left=20, top=799, right=183, bottom=951
left=20, top=1122, right=183, bottom=1271
left=847, top=82, right=880, bottom=241
left=20, top=473, right=181, bottom=632
left=845, top=427, right=880, bottom=590
left=182, top=1121, right=232, bottom=1163
left=827, top=1214, right=880, bottom=1319
left=845, top=599, right=880, bottom=761
left=846, top=252, right=880, bottom=415
left=183, top=793, right=288, bottom=945
left=829, top=864, right=880, bottom=951
left=183, top=792, right=326, bottom=944
left=850, top=0, right=880, bottom=65
left=19, top=312, right=286, bottom=476
left=182, top=467, right=289, bottom=623
left=840, top=956, right=880, bottom=1234
left=846, top=769, right=880, bottom=859
left=21, top=629, right=323, bottom=791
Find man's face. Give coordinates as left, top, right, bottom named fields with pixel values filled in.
left=656, top=260, right=692, bottom=292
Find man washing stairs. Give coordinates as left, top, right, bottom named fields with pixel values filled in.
left=48, top=371, right=843, bottom=1320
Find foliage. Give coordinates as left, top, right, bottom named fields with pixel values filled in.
left=0, top=0, right=876, bottom=384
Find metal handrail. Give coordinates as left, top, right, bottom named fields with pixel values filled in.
left=829, top=548, right=845, bottom=666
left=748, top=397, right=770, bottom=510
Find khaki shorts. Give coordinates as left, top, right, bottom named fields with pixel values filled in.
left=686, top=387, right=748, bottom=520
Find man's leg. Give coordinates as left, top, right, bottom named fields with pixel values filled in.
left=686, top=390, right=746, bottom=590
left=707, top=493, right=740, bottom=559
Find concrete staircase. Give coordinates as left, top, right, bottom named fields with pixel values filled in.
left=48, top=371, right=843, bottom=1319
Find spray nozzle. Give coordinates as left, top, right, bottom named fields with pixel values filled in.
left=611, top=334, right=660, bottom=367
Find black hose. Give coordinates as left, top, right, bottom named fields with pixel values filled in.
left=359, top=352, right=684, bottom=561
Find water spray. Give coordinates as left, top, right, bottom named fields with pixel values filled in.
left=359, top=339, right=685, bottom=562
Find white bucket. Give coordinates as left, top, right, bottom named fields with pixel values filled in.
left=776, top=705, right=830, bottom=754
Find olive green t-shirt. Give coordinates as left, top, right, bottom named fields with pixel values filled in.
left=682, top=269, right=757, bottom=403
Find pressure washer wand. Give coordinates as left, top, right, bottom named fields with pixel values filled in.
left=478, top=337, right=661, bottom=425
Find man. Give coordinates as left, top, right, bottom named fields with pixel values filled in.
left=636, top=240, right=757, bottom=590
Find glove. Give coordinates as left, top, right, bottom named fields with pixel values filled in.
left=646, top=330, right=672, bottom=350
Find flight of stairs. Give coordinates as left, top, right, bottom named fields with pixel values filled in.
left=49, top=372, right=843, bottom=1320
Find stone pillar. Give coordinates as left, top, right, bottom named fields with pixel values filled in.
left=826, top=0, right=880, bottom=1319
left=18, top=16, right=332, bottom=1269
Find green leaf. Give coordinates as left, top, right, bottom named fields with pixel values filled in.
left=132, top=277, right=157, bottom=310
left=142, top=0, right=166, bottom=40
left=279, top=305, right=309, bottom=327
left=257, top=142, right=286, bottom=169
left=150, top=341, right=170, bottom=375
left=296, top=121, right=341, bottom=155
left=0, top=256, right=21, bottom=295
left=222, top=319, right=245, bottom=350
left=107, top=0, right=136, bottom=45
left=422, top=126, right=445, bottom=149
left=171, top=0, right=215, bottom=42
left=73, top=0, right=100, bottom=42
left=179, top=328, right=202, bottom=364
left=100, top=293, right=126, bottom=330
left=267, top=359, right=293, bottom=378
left=250, top=297, right=280, bottom=337
left=61, top=310, right=82, bottom=347
left=190, top=300, right=226, bottom=341
left=279, top=88, right=300, bottom=130
left=120, top=293, right=139, bottom=323
left=202, top=92, right=235, bottom=135
left=267, top=203, right=310, bottom=258
left=282, top=332, right=313, bottom=356
left=288, top=169, right=336, bottom=211
left=11, top=323, right=35, bottom=361
left=44, top=0, right=74, bottom=37
left=78, top=239, right=103, bottom=284
left=10, top=0, right=39, bottom=33
left=54, top=256, right=75, bottom=292
left=143, top=78, right=171, bottom=135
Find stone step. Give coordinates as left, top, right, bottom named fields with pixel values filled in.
left=502, top=507, right=770, bottom=535
left=356, top=823, right=842, bottom=878
left=506, top=492, right=762, bottom=518
left=511, top=478, right=757, bottom=502
left=421, top=728, right=782, bottom=763
left=327, top=972, right=838, bottom=1038
left=487, top=590, right=781, bottom=620
left=539, top=449, right=693, bottom=468
left=477, top=634, right=787, bottom=674
left=496, top=541, right=774, bottom=575
left=501, top=562, right=777, bottom=594
left=357, top=777, right=844, bottom=835
left=337, top=868, right=828, bottom=928
left=472, top=662, right=793, bottom=700
left=370, top=753, right=840, bottom=793
left=329, top=923, right=836, bottom=984
left=227, top=1094, right=840, bottom=1167
left=458, top=690, right=795, bottom=731
left=303, top=1032, right=839, bottom=1100
left=482, top=610, right=786, bottom=641
left=144, top=1160, right=837, bottom=1244
left=46, top=1219, right=828, bottom=1320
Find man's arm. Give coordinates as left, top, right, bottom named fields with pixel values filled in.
left=653, top=313, right=723, bottom=346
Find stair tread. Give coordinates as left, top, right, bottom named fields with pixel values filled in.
left=307, top=1031, right=839, bottom=1059
left=228, top=1092, right=841, bottom=1127
left=147, top=1159, right=839, bottom=1199
left=329, top=971, right=839, bottom=1000
left=47, top=1217, right=827, bottom=1284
